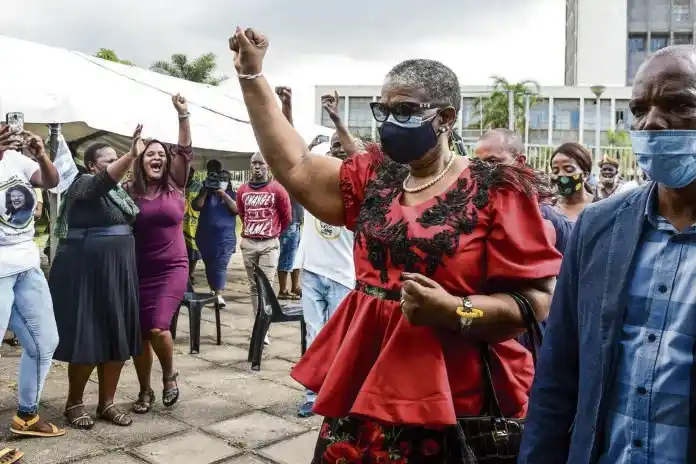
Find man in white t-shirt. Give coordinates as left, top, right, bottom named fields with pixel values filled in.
left=0, top=124, right=64, bottom=438
left=294, top=146, right=356, bottom=418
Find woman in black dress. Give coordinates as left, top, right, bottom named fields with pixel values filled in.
left=49, top=126, right=144, bottom=429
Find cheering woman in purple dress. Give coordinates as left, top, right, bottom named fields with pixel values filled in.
left=124, top=94, right=193, bottom=413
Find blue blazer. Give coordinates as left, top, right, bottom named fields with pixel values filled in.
left=519, top=184, right=654, bottom=464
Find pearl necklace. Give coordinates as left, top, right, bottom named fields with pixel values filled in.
left=402, top=155, right=456, bottom=193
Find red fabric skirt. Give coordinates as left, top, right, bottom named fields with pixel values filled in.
left=291, top=290, right=533, bottom=427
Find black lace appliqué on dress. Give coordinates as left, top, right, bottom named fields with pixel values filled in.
left=353, top=157, right=515, bottom=283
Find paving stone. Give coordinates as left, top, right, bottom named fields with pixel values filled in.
left=262, top=338, right=301, bottom=361
left=196, top=345, right=252, bottom=365
left=214, top=375, right=300, bottom=409
left=160, top=393, right=250, bottom=427
left=262, top=398, right=324, bottom=429
left=246, top=359, right=303, bottom=392
left=205, top=412, right=307, bottom=449
left=259, top=431, right=319, bottom=464
left=182, top=367, right=251, bottom=391
left=74, top=452, right=145, bottom=464
left=0, top=388, right=17, bottom=412
left=84, top=409, right=188, bottom=447
left=136, top=431, right=240, bottom=464
left=220, top=454, right=272, bottom=464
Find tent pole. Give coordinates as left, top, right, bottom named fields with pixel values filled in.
left=48, top=123, right=61, bottom=266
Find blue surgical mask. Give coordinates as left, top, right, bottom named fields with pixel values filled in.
left=379, top=115, right=438, bottom=164
left=630, top=130, right=696, bottom=188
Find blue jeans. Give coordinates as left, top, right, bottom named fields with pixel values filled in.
left=0, top=267, right=59, bottom=414
left=302, top=270, right=351, bottom=403
left=278, top=223, right=301, bottom=272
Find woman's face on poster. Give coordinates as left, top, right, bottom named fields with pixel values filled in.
left=9, top=190, right=26, bottom=210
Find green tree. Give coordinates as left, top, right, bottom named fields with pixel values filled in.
left=606, top=129, right=631, bottom=147
left=470, top=76, right=541, bottom=132
left=95, top=48, right=134, bottom=66
left=150, top=53, right=225, bottom=85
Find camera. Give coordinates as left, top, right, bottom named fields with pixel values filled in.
left=203, top=171, right=231, bottom=191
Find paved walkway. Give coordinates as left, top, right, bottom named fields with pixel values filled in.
left=0, top=253, right=320, bottom=464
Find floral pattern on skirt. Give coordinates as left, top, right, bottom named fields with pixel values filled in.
left=312, top=416, right=458, bottom=463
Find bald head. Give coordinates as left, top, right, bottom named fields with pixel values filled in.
left=631, top=44, right=696, bottom=131
left=473, top=128, right=526, bottom=165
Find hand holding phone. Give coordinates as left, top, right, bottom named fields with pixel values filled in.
left=5, top=112, right=24, bottom=134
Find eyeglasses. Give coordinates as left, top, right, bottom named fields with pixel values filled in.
left=369, top=102, right=449, bottom=124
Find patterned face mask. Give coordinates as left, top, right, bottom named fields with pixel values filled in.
left=551, top=173, right=584, bottom=197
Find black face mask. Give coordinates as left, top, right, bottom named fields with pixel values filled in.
left=378, top=118, right=438, bottom=164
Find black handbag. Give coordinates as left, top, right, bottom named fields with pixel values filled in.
left=453, top=292, right=542, bottom=463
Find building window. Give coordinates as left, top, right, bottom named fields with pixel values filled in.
left=673, top=0, right=691, bottom=25
left=673, top=33, right=693, bottom=45
left=553, top=99, right=580, bottom=131
left=627, top=34, right=647, bottom=84
left=347, top=97, right=373, bottom=138
left=650, top=35, right=669, bottom=52
left=320, top=97, right=345, bottom=128
left=628, top=0, right=647, bottom=25
left=615, top=100, right=633, bottom=131
left=529, top=101, right=549, bottom=130
left=649, top=0, right=671, bottom=27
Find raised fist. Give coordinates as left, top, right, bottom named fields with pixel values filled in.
left=229, top=27, right=269, bottom=76
left=275, top=86, right=292, bottom=105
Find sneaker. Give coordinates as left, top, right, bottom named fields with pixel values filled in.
left=297, top=401, right=315, bottom=418
left=264, top=334, right=271, bottom=345
left=216, top=295, right=226, bottom=308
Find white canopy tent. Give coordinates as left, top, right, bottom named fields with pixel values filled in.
left=0, top=35, right=333, bottom=171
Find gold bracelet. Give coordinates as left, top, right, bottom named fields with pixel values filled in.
left=456, top=306, right=484, bottom=319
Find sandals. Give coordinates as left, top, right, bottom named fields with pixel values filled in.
left=64, top=403, right=95, bottom=430
left=0, top=448, right=24, bottom=464
left=162, top=372, right=180, bottom=407
left=97, top=403, right=133, bottom=427
left=132, top=389, right=155, bottom=414
left=277, top=291, right=292, bottom=300
left=10, top=415, right=65, bottom=438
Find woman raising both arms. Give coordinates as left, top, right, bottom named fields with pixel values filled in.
left=230, top=28, right=561, bottom=463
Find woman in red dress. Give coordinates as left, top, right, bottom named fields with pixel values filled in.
left=230, top=28, right=561, bottom=463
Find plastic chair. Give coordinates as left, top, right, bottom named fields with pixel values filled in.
left=248, top=263, right=307, bottom=371
left=170, top=280, right=222, bottom=354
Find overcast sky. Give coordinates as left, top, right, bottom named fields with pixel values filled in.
left=1, top=0, right=565, bottom=126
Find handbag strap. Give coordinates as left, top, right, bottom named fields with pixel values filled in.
left=509, top=291, right=543, bottom=364
left=479, top=291, right=543, bottom=417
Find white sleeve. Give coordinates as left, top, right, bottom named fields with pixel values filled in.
left=293, top=210, right=310, bottom=270
left=12, top=152, right=39, bottom=183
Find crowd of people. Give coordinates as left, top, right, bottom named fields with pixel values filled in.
left=0, top=26, right=691, bottom=464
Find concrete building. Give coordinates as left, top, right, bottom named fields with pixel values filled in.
left=566, top=0, right=696, bottom=86
left=315, top=85, right=632, bottom=147
left=315, top=0, right=696, bottom=149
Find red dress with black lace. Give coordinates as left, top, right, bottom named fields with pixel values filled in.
left=291, top=149, right=561, bottom=463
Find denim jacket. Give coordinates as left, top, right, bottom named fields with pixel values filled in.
left=518, top=184, right=654, bottom=464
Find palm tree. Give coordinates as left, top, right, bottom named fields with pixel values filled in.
left=470, top=76, right=541, bottom=132
left=150, top=53, right=225, bottom=85
left=95, top=48, right=134, bottom=66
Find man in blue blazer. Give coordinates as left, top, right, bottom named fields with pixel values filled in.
left=520, top=46, right=696, bottom=463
